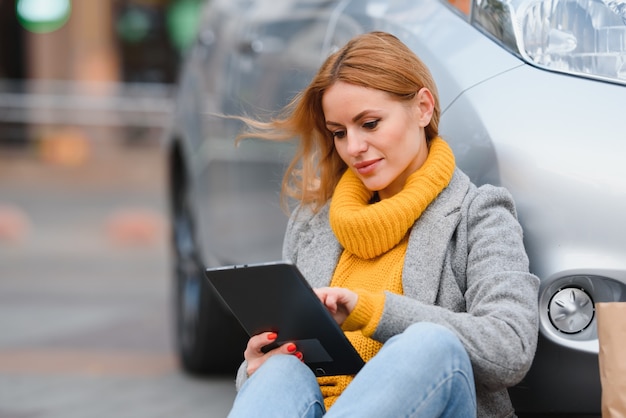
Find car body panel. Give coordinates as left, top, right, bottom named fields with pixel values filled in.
left=334, top=0, right=526, bottom=111
left=172, top=0, right=345, bottom=265
left=441, top=63, right=626, bottom=414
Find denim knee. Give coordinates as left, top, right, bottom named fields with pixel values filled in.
left=230, top=354, right=324, bottom=418
left=261, top=353, right=308, bottom=375
left=251, top=354, right=320, bottom=388
left=327, top=322, right=476, bottom=418
left=393, top=322, right=472, bottom=369
left=395, top=323, right=476, bottom=414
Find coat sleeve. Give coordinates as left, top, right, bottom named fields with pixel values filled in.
left=373, top=185, right=540, bottom=391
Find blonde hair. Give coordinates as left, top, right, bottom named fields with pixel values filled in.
left=237, top=31, right=440, bottom=212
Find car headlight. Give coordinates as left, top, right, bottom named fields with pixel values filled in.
left=470, top=0, right=626, bottom=85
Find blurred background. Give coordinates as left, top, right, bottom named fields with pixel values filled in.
left=0, top=0, right=236, bottom=416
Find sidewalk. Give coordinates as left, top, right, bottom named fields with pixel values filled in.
left=0, top=140, right=237, bottom=418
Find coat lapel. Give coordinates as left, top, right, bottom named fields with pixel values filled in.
left=402, top=169, right=469, bottom=304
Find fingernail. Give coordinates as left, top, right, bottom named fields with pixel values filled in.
left=295, top=351, right=303, bottom=360
left=286, top=343, right=297, bottom=353
left=268, top=333, right=277, bottom=341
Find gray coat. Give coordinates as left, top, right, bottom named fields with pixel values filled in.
left=238, top=169, right=539, bottom=417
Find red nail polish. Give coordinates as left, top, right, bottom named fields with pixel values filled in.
left=295, top=351, right=303, bottom=360
left=286, top=343, right=296, bottom=353
left=268, top=332, right=277, bottom=341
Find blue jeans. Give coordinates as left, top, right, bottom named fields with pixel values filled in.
left=228, top=322, right=477, bottom=418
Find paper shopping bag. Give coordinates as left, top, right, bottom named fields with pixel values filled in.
left=597, top=302, right=626, bottom=418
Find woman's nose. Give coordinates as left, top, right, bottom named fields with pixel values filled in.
left=346, top=132, right=368, bottom=156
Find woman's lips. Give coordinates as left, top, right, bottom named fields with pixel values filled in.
left=354, top=159, right=381, bottom=175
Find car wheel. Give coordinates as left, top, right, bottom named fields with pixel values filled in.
left=171, top=173, right=248, bottom=374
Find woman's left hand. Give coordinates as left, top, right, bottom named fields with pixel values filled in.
left=314, top=287, right=358, bottom=326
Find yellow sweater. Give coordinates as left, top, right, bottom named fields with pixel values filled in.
left=321, top=138, right=455, bottom=410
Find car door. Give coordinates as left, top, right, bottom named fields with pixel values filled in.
left=196, top=0, right=341, bottom=266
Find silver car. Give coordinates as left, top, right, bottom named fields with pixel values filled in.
left=166, top=0, right=626, bottom=415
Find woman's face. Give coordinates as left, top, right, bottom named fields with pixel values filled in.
left=322, top=81, right=434, bottom=200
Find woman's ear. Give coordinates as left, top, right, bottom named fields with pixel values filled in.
left=414, top=87, right=435, bottom=127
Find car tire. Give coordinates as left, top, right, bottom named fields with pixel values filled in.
left=171, top=171, right=248, bottom=375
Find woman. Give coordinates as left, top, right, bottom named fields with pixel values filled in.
left=228, top=31, right=539, bottom=418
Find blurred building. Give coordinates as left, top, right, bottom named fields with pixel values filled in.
left=0, top=0, right=202, bottom=83
left=0, top=0, right=202, bottom=149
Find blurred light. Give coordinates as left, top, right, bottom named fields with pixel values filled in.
left=16, top=0, right=72, bottom=33
left=116, top=7, right=152, bottom=44
left=166, top=0, right=203, bottom=52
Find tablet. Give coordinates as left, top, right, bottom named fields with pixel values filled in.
left=205, top=261, right=365, bottom=376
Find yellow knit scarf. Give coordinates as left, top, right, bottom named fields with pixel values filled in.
left=329, top=137, right=456, bottom=259
left=320, top=137, right=455, bottom=410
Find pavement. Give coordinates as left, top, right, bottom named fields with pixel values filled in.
left=0, top=140, right=237, bottom=418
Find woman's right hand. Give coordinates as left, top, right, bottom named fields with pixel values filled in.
left=244, top=332, right=303, bottom=377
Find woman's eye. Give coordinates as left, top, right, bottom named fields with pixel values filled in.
left=363, top=120, right=379, bottom=130
left=332, top=130, right=346, bottom=139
